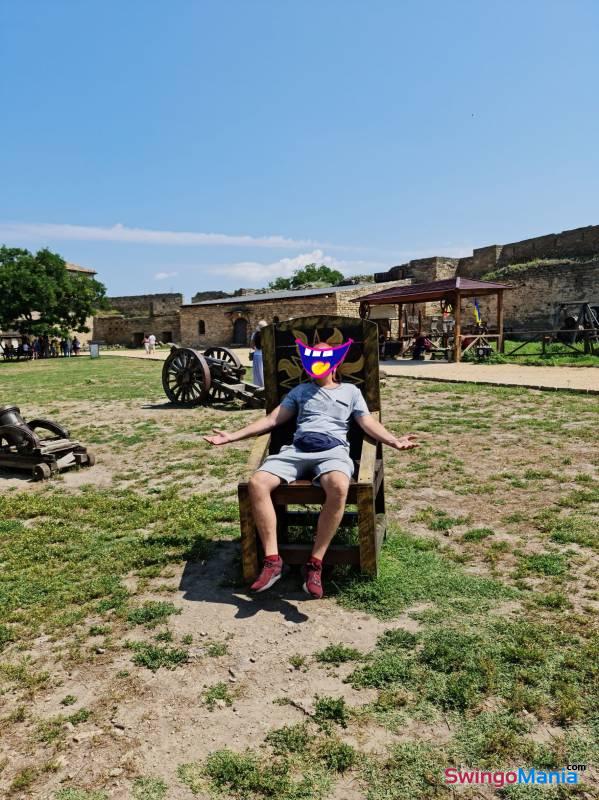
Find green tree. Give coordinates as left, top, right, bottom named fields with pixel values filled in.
left=268, top=263, right=344, bottom=291
left=0, top=246, right=107, bottom=335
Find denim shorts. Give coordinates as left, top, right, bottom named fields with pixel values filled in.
left=257, top=444, right=354, bottom=485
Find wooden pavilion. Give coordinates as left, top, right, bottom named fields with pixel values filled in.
left=353, top=277, right=512, bottom=362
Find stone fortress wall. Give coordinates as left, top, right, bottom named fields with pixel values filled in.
left=93, top=293, right=182, bottom=346
left=90, top=224, right=599, bottom=346
left=375, top=224, right=599, bottom=331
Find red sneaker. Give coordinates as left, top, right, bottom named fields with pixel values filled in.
left=250, top=556, right=283, bottom=593
left=302, top=560, right=324, bottom=599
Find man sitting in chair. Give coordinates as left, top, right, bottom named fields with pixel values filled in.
left=205, top=337, right=417, bottom=598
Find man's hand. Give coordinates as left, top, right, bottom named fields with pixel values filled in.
left=204, top=428, right=234, bottom=446
left=389, top=434, right=418, bottom=451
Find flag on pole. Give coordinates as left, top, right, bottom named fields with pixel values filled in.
left=473, top=298, right=481, bottom=324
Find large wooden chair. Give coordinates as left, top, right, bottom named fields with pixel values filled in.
left=238, top=316, right=386, bottom=581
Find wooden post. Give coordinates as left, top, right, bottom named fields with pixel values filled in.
left=453, top=291, right=461, bottom=362
left=497, top=291, right=505, bottom=353
left=397, top=304, right=403, bottom=354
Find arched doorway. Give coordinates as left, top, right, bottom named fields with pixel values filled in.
left=233, top=317, right=248, bottom=345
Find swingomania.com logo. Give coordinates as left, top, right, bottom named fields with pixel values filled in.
left=444, top=764, right=587, bottom=787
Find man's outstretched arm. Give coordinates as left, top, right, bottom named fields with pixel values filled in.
left=355, top=413, right=418, bottom=451
left=204, top=404, right=295, bottom=446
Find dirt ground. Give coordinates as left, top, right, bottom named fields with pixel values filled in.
left=0, top=365, right=597, bottom=799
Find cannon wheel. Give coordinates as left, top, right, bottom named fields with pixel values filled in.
left=203, top=346, right=243, bottom=403
left=162, top=347, right=211, bottom=406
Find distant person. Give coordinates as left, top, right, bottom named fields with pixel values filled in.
left=148, top=333, right=157, bottom=354
left=72, top=337, right=81, bottom=356
left=143, top=335, right=150, bottom=355
left=251, top=320, right=267, bottom=387
left=412, top=334, right=432, bottom=360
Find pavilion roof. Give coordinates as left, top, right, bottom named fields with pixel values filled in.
left=352, top=276, right=512, bottom=305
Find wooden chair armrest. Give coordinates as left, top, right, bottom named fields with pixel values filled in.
left=243, top=433, right=271, bottom=480
left=357, top=410, right=380, bottom=485
left=357, top=435, right=377, bottom=484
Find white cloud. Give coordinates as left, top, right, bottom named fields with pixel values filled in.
left=0, top=221, right=323, bottom=249
left=211, top=250, right=388, bottom=283
left=154, top=271, right=178, bottom=280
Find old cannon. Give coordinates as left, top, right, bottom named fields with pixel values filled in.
left=162, top=346, right=265, bottom=408
left=0, top=405, right=95, bottom=481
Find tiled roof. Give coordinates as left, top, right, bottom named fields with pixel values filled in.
left=184, top=283, right=375, bottom=307
left=353, top=277, right=512, bottom=304
left=66, top=262, right=96, bottom=275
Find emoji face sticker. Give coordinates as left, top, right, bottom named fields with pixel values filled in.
left=295, top=338, right=353, bottom=379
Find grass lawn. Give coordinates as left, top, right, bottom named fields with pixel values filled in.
left=0, top=356, right=597, bottom=799
left=463, top=339, right=599, bottom=367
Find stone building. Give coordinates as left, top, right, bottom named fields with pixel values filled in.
left=179, top=282, right=401, bottom=348
left=93, top=293, right=182, bottom=346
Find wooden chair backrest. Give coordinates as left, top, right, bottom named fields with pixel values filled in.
left=261, top=316, right=380, bottom=460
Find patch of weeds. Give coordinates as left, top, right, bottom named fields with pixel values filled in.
left=547, top=514, right=597, bottom=550
left=574, top=472, right=595, bottom=483
left=377, top=629, right=419, bottom=650
left=202, top=682, right=233, bottom=711
left=179, top=750, right=329, bottom=799
left=313, top=695, right=349, bottom=728
left=54, top=790, right=109, bottom=800
left=557, top=486, right=599, bottom=509
left=0, top=660, right=50, bottom=692
left=265, top=722, right=312, bottom=755
left=206, top=641, right=228, bottom=657
left=10, top=767, right=38, bottom=793
left=0, top=624, right=14, bottom=651
left=88, top=624, right=110, bottom=636
left=518, top=553, right=568, bottom=576
left=315, top=643, right=361, bottom=666
left=315, top=739, right=356, bottom=772
left=36, top=716, right=67, bottom=744
left=8, top=705, right=26, bottom=722
left=182, top=633, right=193, bottom=645
left=463, top=527, right=495, bottom=542
left=127, top=601, right=180, bottom=628
left=68, top=708, right=91, bottom=724
left=129, top=642, right=188, bottom=671
left=534, top=592, right=570, bottom=609
left=0, top=486, right=235, bottom=646
left=60, top=694, right=77, bottom=706
left=132, top=777, right=168, bottom=800
left=362, top=741, right=448, bottom=800
left=288, top=653, right=307, bottom=670
left=154, top=629, right=174, bottom=642
left=502, top=512, right=528, bottom=524
left=449, top=711, right=533, bottom=769
left=523, top=468, right=556, bottom=480
left=412, top=506, right=470, bottom=531
left=337, top=529, right=514, bottom=619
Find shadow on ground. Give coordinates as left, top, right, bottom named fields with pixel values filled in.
left=180, top=540, right=310, bottom=624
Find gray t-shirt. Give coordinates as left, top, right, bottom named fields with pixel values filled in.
left=281, top=382, right=370, bottom=447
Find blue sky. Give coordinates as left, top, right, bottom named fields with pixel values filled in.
left=1, top=0, right=598, bottom=300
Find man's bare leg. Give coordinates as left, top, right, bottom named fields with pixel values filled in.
left=248, top=470, right=282, bottom=556
left=312, top=471, right=350, bottom=561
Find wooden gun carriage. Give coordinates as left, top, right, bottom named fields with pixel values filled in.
left=162, top=346, right=265, bottom=408
left=0, top=405, right=95, bottom=481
